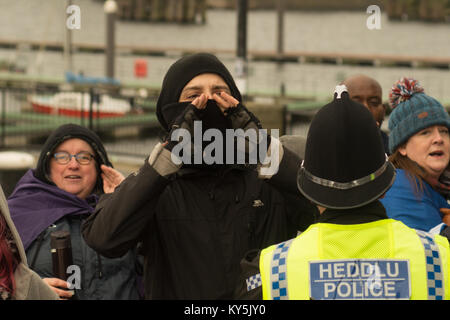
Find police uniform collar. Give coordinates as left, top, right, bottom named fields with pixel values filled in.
left=318, top=201, right=388, bottom=225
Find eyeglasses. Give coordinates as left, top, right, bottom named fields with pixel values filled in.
left=53, top=151, right=95, bottom=165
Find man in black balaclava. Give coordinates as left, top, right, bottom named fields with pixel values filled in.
left=82, top=53, right=318, bottom=299
left=156, top=52, right=242, bottom=132
left=156, top=53, right=263, bottom=167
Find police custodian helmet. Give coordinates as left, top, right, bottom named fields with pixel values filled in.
left=297, top=85, right=396, bottom=209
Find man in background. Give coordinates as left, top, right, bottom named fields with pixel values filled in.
left=343, top=74, right=389, bottom=154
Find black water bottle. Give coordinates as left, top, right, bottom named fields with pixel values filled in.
left=50, top=230, right=77, bottom=299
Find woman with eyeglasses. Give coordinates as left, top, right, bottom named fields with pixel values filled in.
left=7, top=123, right=141, bottom=300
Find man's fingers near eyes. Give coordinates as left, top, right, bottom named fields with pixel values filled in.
left=214, top=92, right=237, bottom=108
left=191, top=94, right=207, bottom=109
left=213, top=92, right=227, bottom=105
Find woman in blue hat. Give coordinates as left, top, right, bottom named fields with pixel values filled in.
left=380, top=78, right=450, bottom=236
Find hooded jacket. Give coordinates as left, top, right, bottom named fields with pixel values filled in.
left=82, top=53, right=318, bottom=299
left=0, top=185, right=58, bottom=300
left=8, top=124, right=140, bottom=300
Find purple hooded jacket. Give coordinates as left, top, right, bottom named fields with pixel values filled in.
left=8, top=169, right=97, bottom=250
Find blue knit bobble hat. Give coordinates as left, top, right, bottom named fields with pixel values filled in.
left=388, top=77, right=450, bottom=154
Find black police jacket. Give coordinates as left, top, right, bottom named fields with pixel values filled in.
left=82, top=147, right=317, bottom=299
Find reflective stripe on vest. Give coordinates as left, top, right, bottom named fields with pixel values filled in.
left=416, top=230, right=444, bottom=300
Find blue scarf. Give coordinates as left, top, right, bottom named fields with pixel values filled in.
left=8, top=169, right=97, bottom=250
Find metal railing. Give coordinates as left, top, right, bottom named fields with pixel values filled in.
left=0, top=85, right=160, bottom=154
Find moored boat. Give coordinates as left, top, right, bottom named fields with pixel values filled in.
left=30, top=92, right=131, bottom=118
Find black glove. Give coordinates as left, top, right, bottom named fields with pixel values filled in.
left=225, top=103, right=262, bottom=131
left=165, top=103, right=204, bottom=152
left=226, top=104, right=271, bottom=164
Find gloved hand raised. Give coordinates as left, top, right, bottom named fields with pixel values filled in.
left=164, top=95, right=208, bottom=152
left=225, top=102, right=262, bottom=133
left=219, top=92, right=281, bottom=179
left=148, top=95, right=207, bottom=176
left=219, top=92, right=271, bottom=166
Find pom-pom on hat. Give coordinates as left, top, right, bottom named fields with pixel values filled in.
left=388, top=77, right=450, bottom=154
left=389, top=77, right=424, bottom=109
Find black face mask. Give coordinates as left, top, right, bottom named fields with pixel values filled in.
left=162, top=99, right=231, bottom=133
left=197, top=100, right=231, bottom=165
left=201, top=99, right=231, bottom=133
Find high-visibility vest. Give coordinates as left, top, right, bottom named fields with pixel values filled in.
left=260, top=219, right=450, bottom=300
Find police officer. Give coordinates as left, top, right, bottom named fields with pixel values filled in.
left=235, top=85, right=450, bottom=300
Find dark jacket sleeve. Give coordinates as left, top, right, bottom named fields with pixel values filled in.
left=82, top=160, right=171, bottom=258
left=233, top=249, right=263, bottom=300
left=267, top=145, right=303, bottom=194
left=266, top=145, right=319, bottom=232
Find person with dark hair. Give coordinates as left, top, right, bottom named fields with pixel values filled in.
left=82, top=53, right=318, bottom=299
left=8, top=123, right=141, bottom=300
left=235, top=85, right=450, bottom=300
left=0, top=184, right=57, bottom=300
left=380, top=78, right=450, bottom=236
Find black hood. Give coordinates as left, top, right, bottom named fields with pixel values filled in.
left=156, top=53, right=242, bottom=132
left=34, top=123, right=112, bottom=194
